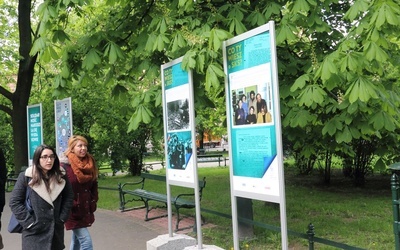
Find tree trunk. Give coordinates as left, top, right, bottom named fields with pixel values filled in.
left=323, top=150, right=332, bottom=184
left=129, top=156, right=143, bottom=176
left=10, top=0, right=37, bottom=173
left=12, top=53, right=37, bottom=173
left=237, top=197, right=254, bottom=240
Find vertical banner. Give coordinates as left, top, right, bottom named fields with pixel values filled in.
left=27, top=104, right=43, bottom=165
left=54, top=97, right=73, bottom=157
left=161, top=57, right=197, bottom=188
left=223, top=21, right=287, bottom=249
left=161, top=57, right=203, bottom=246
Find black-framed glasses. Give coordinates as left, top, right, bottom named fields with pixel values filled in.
left=40, top=155, right=56, bottom=160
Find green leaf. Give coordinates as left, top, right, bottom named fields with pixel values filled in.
left=385, top=3, right=400, bottom=25
left=346, top=76, right=378, bottom=103
left=276, top=25, right=297, bottom=44
left=182, top=50, right=196, bottom=69
left=291, top=74, right=310, bottom=91
left=340, top=51, right=362, bottom=72
left=196, top=52, right=205, bottom=73
left=131, top=95, right=141, bottom=108
left=36, top=2, right=48, bottom=16
left=154, top=91, right=162, bottom=107
left=227, top=5, right=244, bottom=21
left=350, top=127, right=361, bottom=139
left=370, top=28, right=380, bottom=42
left=344, top=0, right=370, bottom=21
left=292, top=0, right=310, bottom=14
left=105, top=42, right=124, bottom=64
left=52, top=30, right=70, bottom=43
left=128, top=111, right=141, bottom=132
left=171, top=32, right=186, bottom=52
left=61, top=65, right=70, bottom=78
left=322, top=118, right=342, bottom=136
left=319, top=55, right=338, bottom=81
left=143, top=90, right=153, bottom=103
left=384, top=117, right=396, bottom=131
left=159, top=18, right=167, bottom=34
left=298, top=85, right=326, bottom=106
left=111, top=84, right=128, bottom=97
left=30, top=37, right=47, bottom=56
left=370, top=3, right=399, bottom=29
left=205, top=63, right=224, bottom=91
left=140, top=105, right=154, bottom=124
left=374, top=3, right=388, bottom=28
left=209, top=29, right=221, bottom=51
left=145, top=33, right=156, bottom=52
left=247, top=10, right=266, bottom=26
left=363, top=41, right=388, bottom=62
left=373, top=158, right=386, bottom=171
left=153, top=34, right=168, bottom=52
left=312, top=86, right=326, bottom=104
left=229, top=18, right=247, bottom=35
left=262, top=2, right=282, bottom=19
left=290, top=110, right=313, bottom=128
left=370, top=111, right=396, bottom=131
left=336, top=126, right=352, bottom=143
left=347, top=102, right=358, bottom=114
left=77, top=74, right=91, bottom=87
left=360, top=122, right=374, bottom=135
left=370, top=111, right=385, bottom=130
left=82, top=48, right=101, bottom=70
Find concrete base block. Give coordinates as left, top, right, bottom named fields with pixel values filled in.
left=184, top=245, right=225, bottom=250
left=147, top=234, right=196, bottom=250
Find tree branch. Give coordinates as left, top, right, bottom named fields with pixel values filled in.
left=137, top=0, right=155, bottom=26
left=0, top=85, right=13, bottom=101
left=0, top=104, right=12, bottom=117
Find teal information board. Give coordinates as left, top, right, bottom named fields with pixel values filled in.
left=27, top=104, right=43, bottom=162
left=223, top=21, right=284, bottom=202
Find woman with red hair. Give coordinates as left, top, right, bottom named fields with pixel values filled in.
left=61, top=135, right=98, bottom=250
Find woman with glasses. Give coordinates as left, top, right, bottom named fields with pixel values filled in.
left=9, top=144, right=74, bottom=250
left=61, top=135, right=98, bottom=250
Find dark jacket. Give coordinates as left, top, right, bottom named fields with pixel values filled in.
left=61, top=162, right=98, bottom=230
left=9, top=167, right=74, bottom=250
left=0, top=148, right=7, bottom=215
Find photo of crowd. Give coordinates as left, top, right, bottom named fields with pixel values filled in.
left=167, top=133, right=192, bottom=170
left=232, top=89, right=272, bottom=126
left=167, top=99, right=190, bottom=131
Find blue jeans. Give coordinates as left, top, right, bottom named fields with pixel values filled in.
left=70, top=227, right=93, bottom=250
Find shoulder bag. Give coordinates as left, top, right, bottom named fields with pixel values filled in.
left=8, top=180, right=32, bottom=233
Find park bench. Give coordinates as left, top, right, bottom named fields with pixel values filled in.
left=197, top=154, right=227, bottom=166
left=118, top=172, right=206, bottom=231
left=6, top=172, right=18, bottom=192
left=6, top=166, right=28, bottom=192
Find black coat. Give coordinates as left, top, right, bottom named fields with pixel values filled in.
left=9, top=167, right=74, bottom=250
left=0, top=148, right=7, bottom=217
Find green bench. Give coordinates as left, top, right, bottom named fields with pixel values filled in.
left=6, top=166, right=28, bottom=192
left=118, top=172, right=206, bottom=231
left=197, top=154, right=227, bottom=166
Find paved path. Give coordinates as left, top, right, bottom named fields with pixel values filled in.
left=2, top=192, right=163, bottom=250
left=143, top=156, right=230, bottom=172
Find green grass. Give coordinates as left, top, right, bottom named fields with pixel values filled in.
left=97, top=166, right=394, bottom=249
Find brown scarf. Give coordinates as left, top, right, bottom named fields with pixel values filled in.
left=67, top=152, right=98, bottom=183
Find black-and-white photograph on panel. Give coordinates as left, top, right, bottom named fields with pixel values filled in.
left=167, top=99, right=190, bottom=131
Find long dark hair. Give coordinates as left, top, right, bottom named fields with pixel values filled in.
left=31, top=144, right=63, bottom=191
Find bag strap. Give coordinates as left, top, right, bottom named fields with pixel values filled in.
left=25, top=177, right=33, bottom=213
